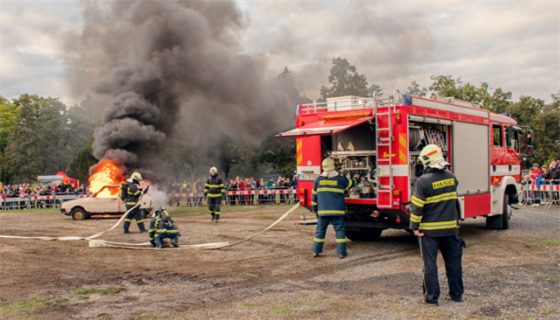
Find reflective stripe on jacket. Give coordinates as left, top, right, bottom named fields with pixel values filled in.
left=204, top=176, right=225, bottom=198
left=148, top=210, right=181, bottom=246
left=125, top=183, right=141, bottom=205
left=311, top=174, right=357, bottom=216
left=410, top=168, right=458, bottom=237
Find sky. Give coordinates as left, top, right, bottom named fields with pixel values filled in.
left=2, top=0, right=559, bottom=106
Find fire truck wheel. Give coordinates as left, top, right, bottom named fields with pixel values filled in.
left=485, top=194, right=509, bottom=229
left=346, top=229, right=383, bottom=241
left=71, top=208, right=87, bottom=221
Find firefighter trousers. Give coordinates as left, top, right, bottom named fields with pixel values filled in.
left=418, top=234, right=464, bottom=304
left=123, top=205, right=146, bottom=231
left=155, top=233, right=179, bottom=247
left=312, top=216, right=347, bottom=255
left=208, top=197, right=221, bottom=221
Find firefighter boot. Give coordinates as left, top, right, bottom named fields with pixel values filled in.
left=214, top=214, right=220, bottom=223
left=123, top=229, right=130, bottom=234
left=171, top=238, right=179, bottom=248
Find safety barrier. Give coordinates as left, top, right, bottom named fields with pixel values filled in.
left=169, top=189, right=298, bottom=207
left=519, top=184, right=560, bottom=209
left=0, top=194, right=92, bottom=211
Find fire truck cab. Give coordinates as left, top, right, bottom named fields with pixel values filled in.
left=277, top=92, right=532, bottom=241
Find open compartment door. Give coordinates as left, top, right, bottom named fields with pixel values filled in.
left=276, top=116, right=374, bottom=138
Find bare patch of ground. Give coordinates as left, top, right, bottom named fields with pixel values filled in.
left=0, top=204, right=558, bottom=319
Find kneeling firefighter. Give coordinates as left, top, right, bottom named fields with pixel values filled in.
left=204, top=167, right=226, bottom=223
left=121, top=172, right=147, bottom=234
left=148, top=207, right=181, bottom=248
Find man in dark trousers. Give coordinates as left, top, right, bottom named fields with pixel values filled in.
left=410, top=144, right=464, bottom=306
left=121, top=172, right=147, bottom=234
left=204, top=167, right=226, bottom=223
left=311, top=157, right=359, bottom=259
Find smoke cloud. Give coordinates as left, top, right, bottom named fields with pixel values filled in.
left=65, top=0, right=301, bottom=173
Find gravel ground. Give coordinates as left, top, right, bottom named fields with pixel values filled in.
left=0, top=204, right=558, bottom=319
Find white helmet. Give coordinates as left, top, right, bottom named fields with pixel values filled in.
left=210, top=167, right=218, bottom=174
left=419, top=144, right=449, bottom=168
left=322, top=158, right=335, bottom=171
left=131, top=172, right=143, bottom=181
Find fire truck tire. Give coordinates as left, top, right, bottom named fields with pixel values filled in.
left=486, top=194, right=509, bottom=229
left=71, top=208, right=87, bottom=221
left=346, top=229, right=383, bottom=241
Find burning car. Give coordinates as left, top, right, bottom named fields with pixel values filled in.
left=60, top=185, right=153, bottom=220
left=60, top=159, right=152, bottom=220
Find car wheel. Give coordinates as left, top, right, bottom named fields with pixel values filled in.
left=71, top=208, right=87, bottom=221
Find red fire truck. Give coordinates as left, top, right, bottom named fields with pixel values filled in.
left=277, top=92, right=533, bottom=240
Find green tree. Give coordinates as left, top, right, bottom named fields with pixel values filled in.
left=319, top=58, right=370, bottom=102
left=252, top=133, right=296, bottom=177
left=66, top=139, right=98, bottom=186
left=0, top=96, right=18, bottom=182
left=369, top=83, right=384, bottom=97
left=406, top=81, right=428, bottom=97
left=4, top=95, right=43, bottom=182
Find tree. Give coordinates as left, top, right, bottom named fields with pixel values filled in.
left=252, top=133, right=296, bottom=177
left=319, top=58, right=370, bottom=101
left=4, top=95, right=43, bottom=182
left=216, top=137, right=254, bottom=180
left=0, top=96, right=18, bottom=182
left=406, top=81, right=428, bottom=97
left=66, top=139, right=98, bottom=186
left=369, top=83, right=383, bottom=97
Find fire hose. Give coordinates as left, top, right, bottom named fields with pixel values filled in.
left=0, top=189, right=301, bottom=250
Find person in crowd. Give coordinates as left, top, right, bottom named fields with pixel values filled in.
left=249, top=177, right=256, bottom=204
left=185, top=187, right=192, bottom=207
left=148, top=207, right=180, bottom=249
left=181, top=181, right=188, bottom=191
left=550, top=160, right=560, bottom=185
left=531, top=163, right=542, bottom=182
left=204, top=167, right=226, bottom=222
left=197, top=186, right=204, bottom=206
left=238, top=178, right=246, bottom=205
left=266, top=178, right=275, bottom=204
left=245, top=178, right=252, bottom=205
left=228, top=179, right=236, bottom=206
left=410, top=144, right=464, bottom=306
left=311, top=157, right=359, bottom=259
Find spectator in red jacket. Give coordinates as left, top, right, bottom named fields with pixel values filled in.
left=238, top=179, right=246, bottom=205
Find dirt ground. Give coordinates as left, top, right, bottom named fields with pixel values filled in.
left=0, top=204, right=558, bottom=320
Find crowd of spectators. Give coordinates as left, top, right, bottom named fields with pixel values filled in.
left=520, top=160, right=560, bottom=206
left=1, top=183, right=87, bottom=199
left=167, top=173, right=299, bottom=206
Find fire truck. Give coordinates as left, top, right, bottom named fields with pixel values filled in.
left=277, top=92, right=533, bottom=241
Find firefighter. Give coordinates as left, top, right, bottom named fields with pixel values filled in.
left=204, top=167, right=226, bottom=223
left=148, top=207, right=181, bottom=248
left=410, top=144, right=465, bottom=306
left=311, top=158, right=359, bottom=259
left=121, top=172, right=147, bottom=234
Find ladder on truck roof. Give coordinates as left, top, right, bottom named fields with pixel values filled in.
left=374, top=90, right=401, bottom=208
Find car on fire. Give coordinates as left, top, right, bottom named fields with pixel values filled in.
left=60, top=185, right=153, bottom=220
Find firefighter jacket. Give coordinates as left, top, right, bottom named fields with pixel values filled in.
left=148, top=208, right=180, bottom=246
left=204, top=175, right=225, bottom=198
left=121, top=181, right=141, bottom=206
left=410, top=168, right=459, bottom=237
left=311, top=173, right=358, bottom=216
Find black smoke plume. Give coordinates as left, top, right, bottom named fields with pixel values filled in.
left=66, top=0, right=303, bottom=175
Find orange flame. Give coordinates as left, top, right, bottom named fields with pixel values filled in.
left=88, top=160, right=126, bottom=198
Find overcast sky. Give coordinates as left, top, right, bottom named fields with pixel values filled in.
left=2, top=0, right=559, bottom=106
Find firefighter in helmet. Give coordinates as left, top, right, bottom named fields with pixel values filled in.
left=410, top=144, right=465, bottom=306
left=148, top=207, right=180, bottom=248
left=311, top=157, right=359, bottom=259
left=204, top=167, right=226, bottom=223
left=121, top=172, right=147, bottom=234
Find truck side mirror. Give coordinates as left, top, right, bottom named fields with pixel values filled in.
left=525, top=130, right=533, bottom=153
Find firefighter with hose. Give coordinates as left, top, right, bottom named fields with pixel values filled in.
left=311, top=158, right=359, bottom=259
left=148, top=207, right=180, bottom=248
left=410, top=144, right=465, bottom=306
left=121, top=172, right=147, bottom=234
left=204, top=167, right=226, bottom=223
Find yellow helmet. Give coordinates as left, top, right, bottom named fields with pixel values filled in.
left=209, top=167, right=218, bottom=174
left=322, top=158, right=335, bottom=171
left=131, top=172, right=143, bottom=181
left=419, top=144, right=448, bottom=168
